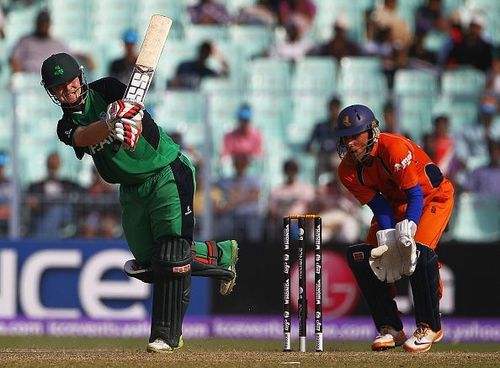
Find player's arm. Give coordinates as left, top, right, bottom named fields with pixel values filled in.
left=57, top=115, right=111, bottom=148
left=73, top=120, right=114, bottom=147
left=404, top=184, right=423, bottom=225
left=367, top=193, right=396, bottom=229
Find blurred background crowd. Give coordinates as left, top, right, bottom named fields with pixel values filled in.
left=0, top=0, right=499, bottom=244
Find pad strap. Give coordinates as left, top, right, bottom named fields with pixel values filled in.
left=192, top=240, right=219, bottom=266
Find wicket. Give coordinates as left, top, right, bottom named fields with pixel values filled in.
left=283, top=214, right=323, bottom=352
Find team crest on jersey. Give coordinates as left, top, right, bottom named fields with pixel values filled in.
left=394, top=150, right=412, bottom=171
left=343, top=115, right=351, bottom=126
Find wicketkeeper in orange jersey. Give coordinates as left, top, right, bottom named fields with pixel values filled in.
left=334, top=104, right=454, bottom=353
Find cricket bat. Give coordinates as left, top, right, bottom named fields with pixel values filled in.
left=113, top=14, right=173, bottom=152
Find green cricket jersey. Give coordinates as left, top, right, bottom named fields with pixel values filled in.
left=56, top=77, right=179, bottom=185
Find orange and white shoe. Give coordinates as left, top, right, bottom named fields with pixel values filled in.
left=371, top=325, right=407, bottom=351
left=403, top=323, right=443, bottom=352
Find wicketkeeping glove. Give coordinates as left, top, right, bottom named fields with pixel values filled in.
left=369, top=228, right=403, bottom=283
left=395, top=219, right=418, bottom=276
left=114, top=118, right=142, bottom=150
left=105, top=99, right=144, bottom=130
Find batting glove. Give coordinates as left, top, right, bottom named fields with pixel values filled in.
left=114, top=118, right=142, bottom=150
left=105, top=99, right=144, bottom=130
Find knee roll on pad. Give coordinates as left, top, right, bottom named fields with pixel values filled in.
left=346, top=244, right=403, bottom=331
left=410, top=243, right=441, bottom=331
left=152, top=237, right=192, bottom=277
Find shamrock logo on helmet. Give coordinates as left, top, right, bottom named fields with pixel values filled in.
left=54, top=65, right=64, bottom=76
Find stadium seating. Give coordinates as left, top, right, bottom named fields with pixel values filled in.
left=154, top=90, right=205, bottom=147
left=248, top=58, right=291, bottom=93
left=228, top=25, right=274, bottom=59
left=312, top=0, right=369, bottom=44
left=1, top=0, right=497, bottom=242
left=288, top=93, right=329, bottom=146
left=184, top=25, right=229, bottom=45
left=441, top=68, right=486, bottom=97
left=393, top=70, right=439, bottom=141
left=291, top=57, right=337, bottom=96
left=451, top=193, right=500, bottom=242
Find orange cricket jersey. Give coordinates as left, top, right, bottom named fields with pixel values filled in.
left=338, top=133, right=454, bottom=248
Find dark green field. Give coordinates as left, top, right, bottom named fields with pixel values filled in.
left=0, top=337, right=499, bottom=368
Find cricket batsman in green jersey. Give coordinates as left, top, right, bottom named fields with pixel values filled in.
left=40, top=53, right=238, bottom=353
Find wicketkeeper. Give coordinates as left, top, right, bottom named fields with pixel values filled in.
left=40, top=53, right=238, bottom=353
left=334, top=104, right=454, bottom=352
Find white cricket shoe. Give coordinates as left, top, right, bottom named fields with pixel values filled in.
left=403, top=323, right=443, bottom=353
left=371, top=325, right=407, bottom=351
left=220, top=240, right=239, bottom=296
left=146, top=336, right=184, bottom=353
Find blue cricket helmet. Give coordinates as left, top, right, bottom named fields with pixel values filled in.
left=335, top=104, right=379, bottom=137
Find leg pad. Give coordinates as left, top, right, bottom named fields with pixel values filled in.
left=347, top=244, right=403, bottom=331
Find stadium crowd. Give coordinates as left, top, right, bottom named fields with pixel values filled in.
left=0, top=0, right=499, bottom=242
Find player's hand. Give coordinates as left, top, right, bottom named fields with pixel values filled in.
left=395, top=219, right=418, bottom=276
left=106, top=99, right=144, bottom=129
left=114, top=118, right=142, bottom=150
left=369, top=229, right=403, bottom=283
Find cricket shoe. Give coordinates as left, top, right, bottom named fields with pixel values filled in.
left=403, top=323, right=443, bottom=352
left=219, top=240, right=239, bottom=296
left=371, top=325, right=407, bottom=351
left=147, top=336, right=184, bottom=353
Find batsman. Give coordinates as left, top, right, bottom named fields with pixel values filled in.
left=40, top=53, right=238, bottom=353
left=335, top=104, right=454, bottom=352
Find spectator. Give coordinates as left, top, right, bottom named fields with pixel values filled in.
left=277, top=0, right=316, bottom=36
left=0, top=7, right=5, bottom=39
left=369, top=0, right=413, bottom=50
left=486, top=50, right=500, bottom=97
left=108, top=30, right=139, bottom=85
left=381, top=101, right=397, bottom=133
left=168, top=40, right=229, bottom=90
left=415, top=0, right=447, bottom=34
left=438, top=10, right=464, bottom=65
left=363, top=22, right=395, bottom=62
left=236, top=0, right=278, bottom=27
left=308, top=173, right=361, bottom=244
left=221, top=104, right=263, bottom=158
left=464, top=140, right=500, bottom=195
left=267, top=158, right=315, bottom=228
left=422, top=132, right=435, bottom=158
left=305, top=96, right=341, bottom=180
left=80, top=167, right=121, bottom=238
left=381, top=100, right=410, bottom=137
left=408, top=29, right=438, bottom=68
left=216, top=154, right=262, bottom=242
left=25, top=152, right=83, bottom=238
left=188, top=0, right=231, bottom=25
left=445, top=13, right=493, bottom=72
left=0, top=151, right=11, bottom=236
left=268, top=19, right=313, bottom=61
left=9, top=10, right=94, bottom=74
left=312, top=16, right=361, bottom=62
left=193, top=163, right=224, bottom=217
left=430, top=115, right=463, bottom=183
left=456, top=95, right=500, bottom=162
left=169, top=131, right=202, bottom=166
